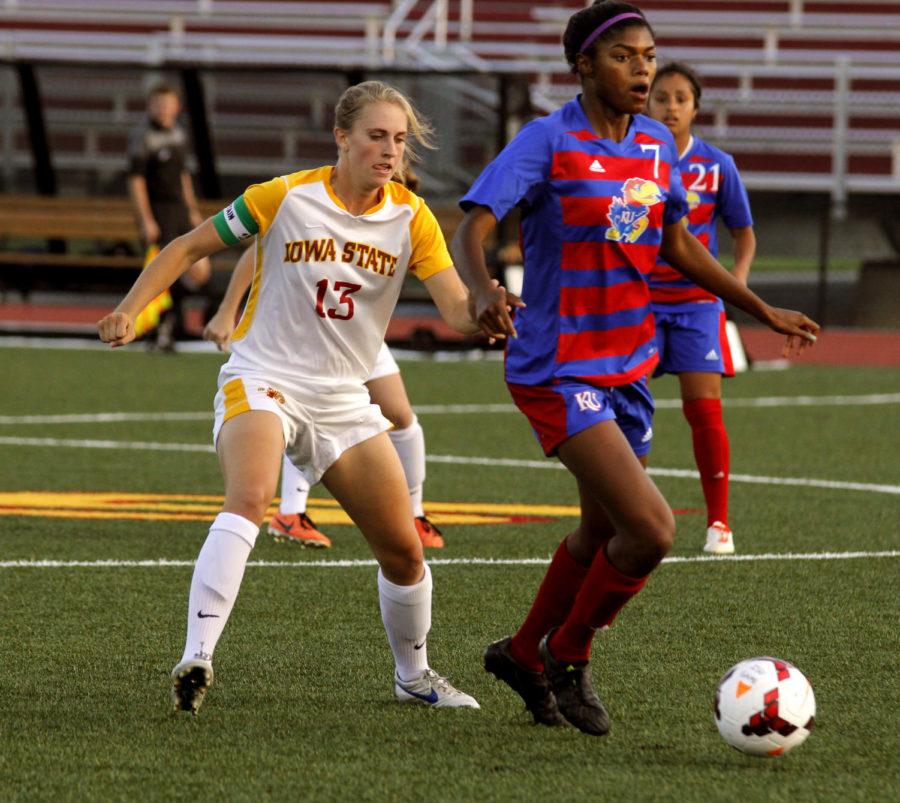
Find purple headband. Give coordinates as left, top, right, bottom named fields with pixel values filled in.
left=578, top=12, right=645, bottom=53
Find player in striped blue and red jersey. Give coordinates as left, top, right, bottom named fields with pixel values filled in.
left=648, top=62, right=756, bottom=557
left=451, top=1, right=818, bottom=736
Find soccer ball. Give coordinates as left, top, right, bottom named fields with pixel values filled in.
left=714, top=657, right=816, bottom=757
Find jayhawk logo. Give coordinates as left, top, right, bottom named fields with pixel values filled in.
left=606, top=178, right=663, bottom=243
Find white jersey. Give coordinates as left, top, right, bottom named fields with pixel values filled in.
left=212, top=166, right=451, bottom=396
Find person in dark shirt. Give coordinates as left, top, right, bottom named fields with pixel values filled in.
left=127, top=81, right=211, bottom=348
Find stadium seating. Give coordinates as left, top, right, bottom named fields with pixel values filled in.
left=1, top=0, right=899, bottom=195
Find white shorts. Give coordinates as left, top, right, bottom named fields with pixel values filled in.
left=367, top=342, right=400, bottom=382
left=212, top=371, right=392, bottom=485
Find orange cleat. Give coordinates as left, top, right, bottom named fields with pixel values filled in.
left=414, top=515, right=445, bottom=549
left=268, top=512, right=332, bottom=549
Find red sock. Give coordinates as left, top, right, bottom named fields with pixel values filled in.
left=549, top=547, right=647, bottom=665
left=509, top=538, right=589, bottom=671
left=683, top=398, right=730, bottom=527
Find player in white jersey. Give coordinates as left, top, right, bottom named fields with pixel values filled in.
left=98, top=80, right=491, bottom=715
left=204, top=192, right=443, bottom=550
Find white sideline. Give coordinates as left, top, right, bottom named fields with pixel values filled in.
left=2, top=551, right=898, bottom=569
left=0, top=393, right=898, bottom=424
left=0, top=435, right=897, bottom=495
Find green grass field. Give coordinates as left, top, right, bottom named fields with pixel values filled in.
left=1, top=345, right=898, bottom=801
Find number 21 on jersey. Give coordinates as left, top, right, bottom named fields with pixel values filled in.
left=687, top=162, right=720, bottom=192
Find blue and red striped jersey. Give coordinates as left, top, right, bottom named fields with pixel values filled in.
left=649, top=136, right=752, bottom=311
left=461, top=97, right=688, bottom=387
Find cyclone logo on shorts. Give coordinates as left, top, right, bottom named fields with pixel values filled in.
left=606, top=177, right=663, bottom=244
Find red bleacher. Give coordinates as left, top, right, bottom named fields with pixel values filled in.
left=1, top=0, right=899, bottom=192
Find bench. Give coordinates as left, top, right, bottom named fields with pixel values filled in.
left=0, top=194, right=467, bottom=300
left=0, top=194, right=229, bottom=297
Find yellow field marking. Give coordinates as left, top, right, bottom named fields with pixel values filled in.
left=0, top=491, right=580, bottom=526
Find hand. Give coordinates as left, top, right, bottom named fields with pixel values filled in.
left=97, top=311, right=135, bottom=348
left=472, top=279, right=525, bottom=343
left=189, top=209, right=204, bottom=228
left=763, top=306, right=820, bottom=357
left=203, top=310, right=235, bottom=352
left=141, top=219, right=160, bottom=245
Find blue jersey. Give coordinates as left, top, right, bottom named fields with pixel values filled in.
left=461, top=97, right=688, bottom=388
left=649, top=136, right=752, bottom=312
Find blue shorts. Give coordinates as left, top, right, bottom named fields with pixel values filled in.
left=653, top=305, right=734, bottom=377
left=507, top=378, right=655, bottom=458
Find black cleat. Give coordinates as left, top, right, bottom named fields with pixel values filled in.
left=538, top=630, right=610, bottom=736
left=483, top=636, right=566, bottom=726
left=171, top=658, right=214, bottom=715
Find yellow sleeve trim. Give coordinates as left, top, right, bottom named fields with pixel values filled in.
left=243, top=166, right=333, bottom=237
left=408, top=199, right=452, bottom=281
left=231, top=238, right=264, bottom=342
left=285, top=165, right=333, bottom=190
left=242, top=176, right=288, bottom=238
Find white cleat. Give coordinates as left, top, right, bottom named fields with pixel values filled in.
left=394, top=668, right=480, bottom=708
left=171, top=657, right=214, bottom=715
left=704, top=521, right=735, bottom=555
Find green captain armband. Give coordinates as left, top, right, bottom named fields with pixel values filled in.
left=213, top=195, right=260, bottom=246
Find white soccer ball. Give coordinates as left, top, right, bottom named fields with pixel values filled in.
left=714, top=657, right=816, bottom=757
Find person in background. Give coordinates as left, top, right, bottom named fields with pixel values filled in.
left=647, top=61, right=756, bottom=555
left=127, top=81, right=211, bottom=350
left=268, top=345, right=444, bottom=549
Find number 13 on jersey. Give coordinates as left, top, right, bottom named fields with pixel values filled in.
left=315, top=279, right=362, bottom=320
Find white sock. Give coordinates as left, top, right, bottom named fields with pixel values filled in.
left=181, top=512, right=259, bottom=664
left=389, top=415, right=426, bottom=518
left=378, top=563, right=432, bottom=682
left=279, top=455, right=310, bottom=515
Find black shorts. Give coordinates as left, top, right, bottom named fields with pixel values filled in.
left=151, top=201, right=192, bottom=247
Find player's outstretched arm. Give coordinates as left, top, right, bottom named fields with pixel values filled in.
left=203, top=244, right=255, bottom=351
left=97, top=218, right=227, bottom=348
left=423, top=268, right=482, bottom=336
left=660, top=222, right=818, bottom=356
left=450, top=205, right=523, bottom=341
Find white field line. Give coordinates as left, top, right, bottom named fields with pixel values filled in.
left=0, top=436, right=216, bottom=452
left=0, top=393, right=898, bottom=425
left=417, top=393, right=900, bottom=413
left=2, top=551, right=898, bottom=569
left=0, top=411, right=211, bottom=424
left=0, top=435, right=897, bottom=495
left=424, top=454, right=900, bottom=495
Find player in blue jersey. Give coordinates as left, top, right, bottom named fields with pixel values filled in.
left=648, top=62, right=755, bottom=556
left=450, top=0, right=818, bottom=736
